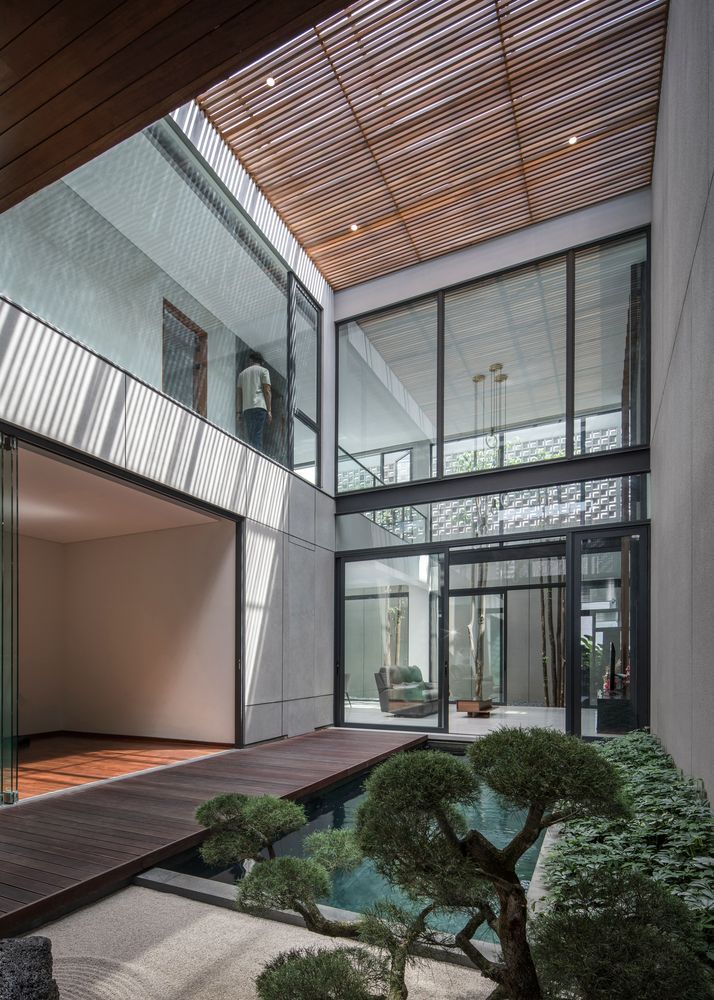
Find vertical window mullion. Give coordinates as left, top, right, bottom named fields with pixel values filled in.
left=566, top=250, right=575, bottom=460
left=436, top=290, right=445, bottom=479
left=287, top=272, right=295, bottom=470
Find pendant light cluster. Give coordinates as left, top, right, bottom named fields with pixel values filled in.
left=472, top=363, right=508, bottom=466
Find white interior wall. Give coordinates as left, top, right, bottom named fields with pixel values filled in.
left=63, top=521, right=236, bottom=742
left=18, top=536, right=66, bottom=735
left=18, top=521, right=236, bottom=743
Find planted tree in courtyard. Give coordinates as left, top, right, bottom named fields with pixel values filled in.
left=197, top=727, right=628, bottom=1000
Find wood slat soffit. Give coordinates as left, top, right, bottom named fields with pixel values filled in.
left=198, top=0, right=668, bottom=290
left=0, top=0, right=351, bottom=214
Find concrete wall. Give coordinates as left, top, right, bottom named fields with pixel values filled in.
left=0, top=301, right=336, bottom=746
left=18, top=536, right=66, bottom=736
left=650, top=0, right=714, bottom=797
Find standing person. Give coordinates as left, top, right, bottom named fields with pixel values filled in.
left=237, top=351, right=272, bottom=451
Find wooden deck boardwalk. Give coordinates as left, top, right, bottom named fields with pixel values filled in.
left=0, top=728, right=426, bottom=937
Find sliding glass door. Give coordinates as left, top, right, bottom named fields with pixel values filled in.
left=574, top=528, right=648, bottom=738
left=341, top=553, right=445, bottom=730
left=447, top=544, right=566, bottom=734
left=0, top=434, right=18, bottom=804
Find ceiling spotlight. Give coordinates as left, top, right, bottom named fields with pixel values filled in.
left=568, top=135, right=578, bottom=145
left=266, top=76, right=276, bottom=87
left=350, top=223, right=359, bottom=232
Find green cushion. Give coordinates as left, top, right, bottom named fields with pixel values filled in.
left=404, top=666, right=423, bottom=683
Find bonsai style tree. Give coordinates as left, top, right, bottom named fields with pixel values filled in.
left=197, top=727, right=628, bottom=1000
left=355, top=729, right=628, bottom=1000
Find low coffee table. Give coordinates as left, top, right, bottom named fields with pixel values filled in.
left=456, top=699, right=493, bottom=718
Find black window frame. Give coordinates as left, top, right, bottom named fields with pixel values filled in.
left=335, top=225, right=650, bottom=500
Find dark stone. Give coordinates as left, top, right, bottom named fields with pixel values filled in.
left=0, top=937, right=60, bottom=1000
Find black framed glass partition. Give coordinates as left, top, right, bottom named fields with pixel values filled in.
left=337, top=297, right=438, bottom=491
left=0, top=435, right=18, bottom=804
left=443, top=258, right=567, bottom=473
left=573, top=235, right=648, bottom=455
left=336, top=478, right=649, bottom=739
left=289, top=275, right=322, bottom=483
left=0, top=116, right=322, bottom=486
left=448, top=544, right=566, bottom=735
left=574, top=528, right=648, bottom=738
left=342, top=553, right=444, bottom=731
left=337, top=230, right=648, bottom=496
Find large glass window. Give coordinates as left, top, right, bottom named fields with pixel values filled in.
left=578, top=531, right=646, bottom=737
left=337, top=233, right=648, bottom=495
left=343, top=554, right=443, bottom=730
left=574, top=234, right=648, bottom=454
left=444, top=259, right=567, bottom=473
left=448, top=547, right=566, bottom=735
left=0, top=118, right=320, bottom=482
left=338, top=298, right=438, bottom=492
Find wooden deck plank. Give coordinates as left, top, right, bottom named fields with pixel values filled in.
left=0, top=728, right=425, bottom=936
left=18, top=735, right=230, bottom=798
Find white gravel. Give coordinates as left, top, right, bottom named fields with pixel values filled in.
left=39, top=886, right=494, bottom=999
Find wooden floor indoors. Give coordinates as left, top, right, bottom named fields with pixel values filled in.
left=18, top=734, right=229, bottom=799
left=0, top=728, right=425, bottom=937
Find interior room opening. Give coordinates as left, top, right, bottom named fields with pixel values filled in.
left=16, top=443, right=238, bottom=799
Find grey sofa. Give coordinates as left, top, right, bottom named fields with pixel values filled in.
left=374, top=665, right=439, bottom=718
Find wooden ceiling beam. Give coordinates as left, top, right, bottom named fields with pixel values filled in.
left=0, top=0, right=350, bottom=214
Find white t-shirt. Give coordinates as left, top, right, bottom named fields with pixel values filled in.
left=238, top=364, right=271, bottom=411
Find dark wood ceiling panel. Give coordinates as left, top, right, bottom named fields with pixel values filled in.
left=0, top=0, right=351, bottom=214
left=198, top=0, right=668, bottom=289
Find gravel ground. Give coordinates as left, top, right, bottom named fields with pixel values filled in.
left=39, top=886, right=493, bottom=999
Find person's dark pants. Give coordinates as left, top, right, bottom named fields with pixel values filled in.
left=244, top=407, right=268, bottom=450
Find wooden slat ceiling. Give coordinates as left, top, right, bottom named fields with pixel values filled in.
left=197, top=0, right=668, bottom=290
left=0, top=0, right=351, bottom=215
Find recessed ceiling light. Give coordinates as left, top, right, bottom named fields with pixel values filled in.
left=350, top=223, right=359, bottom=232
left=266, top=76, right=276, bottom=87
left=568, top=135, right=578, bottom=145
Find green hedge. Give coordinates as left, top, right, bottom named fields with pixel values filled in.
left=544, top=730, right=714, bottom=961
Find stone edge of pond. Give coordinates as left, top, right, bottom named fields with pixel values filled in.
left=133, top=868, right=502, bottom=970
left=526, top=823, right=560, bottom=915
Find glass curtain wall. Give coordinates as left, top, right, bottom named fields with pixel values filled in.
left=291, top=278, right=321, bottom=483
left=338, top=298, right=438, bottom=491
left=0, top=435, right=18, bottom=805
left=337, top=232, right=648, bottom=495
left=574, top=235, right=648, bottom=454
left=343, top=554, right=443, bottom=729
left=0, top=118, right=320, bottom=482
left=578, top=531, right=646, bottom=737
left=444, top=259, right=567, bottom=473
left=448, top=547, right=566, bottom=735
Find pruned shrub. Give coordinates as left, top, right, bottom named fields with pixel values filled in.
left=255, top=946, right=386, bottom=1000
left=532, top=868, right=714, bottom=999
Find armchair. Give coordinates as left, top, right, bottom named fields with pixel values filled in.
left=374, top=665, right=439, bottom=718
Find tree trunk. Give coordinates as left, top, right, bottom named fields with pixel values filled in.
left=555, top=584, right=563, bottom=708
left=394, top=607, right=402, bottom=666
left=539, top=585, right=549, bottom=706
left=558, top=587, right=566, bottom=708
left=387, top=946, right=409, bottom=1000
left=497, top=883, right=543, bottom=1000
left=545, top=574, right=557, bottom=708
